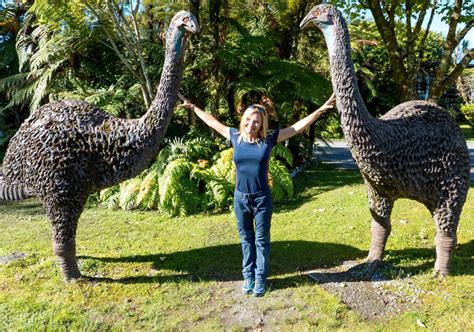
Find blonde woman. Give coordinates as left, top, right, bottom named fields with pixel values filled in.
left=179, top=93, right=335, bottom=296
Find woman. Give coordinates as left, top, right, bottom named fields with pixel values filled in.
left=179, top=93, right=336, bottom=296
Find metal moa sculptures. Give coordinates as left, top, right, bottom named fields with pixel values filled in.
left=301, top=4, right=470, bottom=277
left=0, top=11, right=199, bottom=281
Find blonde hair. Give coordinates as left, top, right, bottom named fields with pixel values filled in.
left=238, top=104, right=269, bottom=144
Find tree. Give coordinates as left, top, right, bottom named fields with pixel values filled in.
left=0, top=0, right=33, bottom=155
left=333, top=0, right=473, bottom=102
left=0, top=0, right=181, bottom=116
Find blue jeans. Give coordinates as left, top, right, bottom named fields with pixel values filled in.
left=234, top=189, right=273, bottom=283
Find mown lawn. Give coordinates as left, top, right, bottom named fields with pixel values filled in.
left=1, top=164, right=473, bottom=330
left=461, top=124, right=474, bottom=141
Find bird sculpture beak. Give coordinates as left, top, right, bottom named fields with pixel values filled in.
left=183, top=15, right=200, bottom=34
left=300, top=11, right=317, bottom=30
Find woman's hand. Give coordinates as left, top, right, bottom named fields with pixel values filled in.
left=277, top=93, right=336, bottom=142
left=316, top=93, right=336, bottom=114
left=177, top=92, right=230, bottom=139
left=178, top=92, right=194, bottom=110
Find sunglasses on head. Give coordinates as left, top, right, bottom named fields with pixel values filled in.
left=250, top=105, right=265, bottom=113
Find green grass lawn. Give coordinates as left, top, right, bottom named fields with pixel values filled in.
left=1, top=165, right=473, bottom=330
left=461, top=124, right=474, bottom=141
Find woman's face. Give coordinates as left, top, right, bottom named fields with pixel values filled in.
left=244, top=113, right=262, bottom=137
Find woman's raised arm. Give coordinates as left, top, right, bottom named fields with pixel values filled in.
left=178, top=93, right=230, bottom=139
left=277, top=93, right=335, bottom=142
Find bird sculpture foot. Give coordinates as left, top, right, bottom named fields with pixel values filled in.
left=62, top=267, right=82, bottom=282
left=53, top=240, right=81, bottom=282
left=348, top=259, right=382, bottom=280
left=432, top=268, right=449, bottom=278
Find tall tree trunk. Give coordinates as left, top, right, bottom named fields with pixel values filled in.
left=189, top=0, right=200, bottom=22
left=360, top=0, right=473, bottom=103
left=289, top=0, right=310, bottom=60
left=209, top=0, right=222, bottom=118
left=365, top=1, right=415, bottom=101
left=187, top=0, right=201, bottom=126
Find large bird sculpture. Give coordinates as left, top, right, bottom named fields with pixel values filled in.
left=301, top=4, right=470, bottom=277
left=0, top=11, right=199, bottom=281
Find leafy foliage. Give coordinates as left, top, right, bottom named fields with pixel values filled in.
left=0, top=0, right=163, bottom=119
left=51, top=77, right=143, bottom=117
left=191, top=147, right=236, bottom=211
left=460, top=104, right=474, bottom=126
left=97, top=134, right=219, bottom=216
left=330, top=0, right=473, bottom=102
left=3, top=21, right=71, bottom=111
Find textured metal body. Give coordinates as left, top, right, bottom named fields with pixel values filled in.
left=0, top=11, right=199, bottom=281
left=302, top=5, right=470, bottom=276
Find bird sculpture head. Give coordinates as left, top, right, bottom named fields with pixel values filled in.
left=300, top=4, right=337, bottom=30
left=166, top=10, right=200, bottom=57
left=300, top=4, right=344, bottom=59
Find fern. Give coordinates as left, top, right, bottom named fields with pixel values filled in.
left=118, top=178, right=141, bottom=210
left=271, top=143, right=293, bottom=167
left=0, top=72, right=28, bottom=96
left=191, top=164, right=233, bottom=211
left=52, top=76, right=135, bottom=117
left=211, top=148, right=235, bottom=182
left=15, top=14, right=38, bottom=72
left=174, top=177, right=202, bottom=217
left=99, top=186, right=120, bottom=210
left=0, top=15, right=76, bottom=112
left=136, top=168, right=160, bottom=210
left=269, top=158, right=294, bottom=202
left=159, top=158, right=196, bottom=216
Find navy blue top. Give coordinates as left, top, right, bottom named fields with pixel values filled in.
left=230, top=128, right=280, bottom=193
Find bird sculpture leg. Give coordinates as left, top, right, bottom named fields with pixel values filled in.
left=43, top=194, right=86, bottom=281
left=53, top=236, right=81, bottom=281
left=431, top=185, right=466, bottom=277
left=365, top=184, right=394, bottom=276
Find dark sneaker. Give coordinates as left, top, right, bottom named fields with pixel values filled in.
left=242, top=278, right=254, bottom=295
left=253, top=281, right=265, bottom=297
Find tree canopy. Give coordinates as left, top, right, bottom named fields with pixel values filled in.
left=0, top=0, right=472, bottom=158
left=332, top=0, right=473, bottom=102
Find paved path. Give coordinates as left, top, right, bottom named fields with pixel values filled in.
left=314, top=140, right=474, bottom=183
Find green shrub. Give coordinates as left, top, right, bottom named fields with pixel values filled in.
left=460, top=103, right=474, bottom=125
left=317, top=113, right=344, bottom=139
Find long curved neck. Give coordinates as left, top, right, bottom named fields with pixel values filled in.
left=131, top=28, right=186, bottom=170
left=322, top=16, right=374, bottom=147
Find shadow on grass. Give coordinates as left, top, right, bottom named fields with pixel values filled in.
left=0, top=199, right=43, bottom=214
left=78, top=241, right=364, bottom=285
left=78, top=239, right=473, bottom=288
left=309, top=240, right=474, bottom=285
left=460, top=124, right=474, bottom=140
